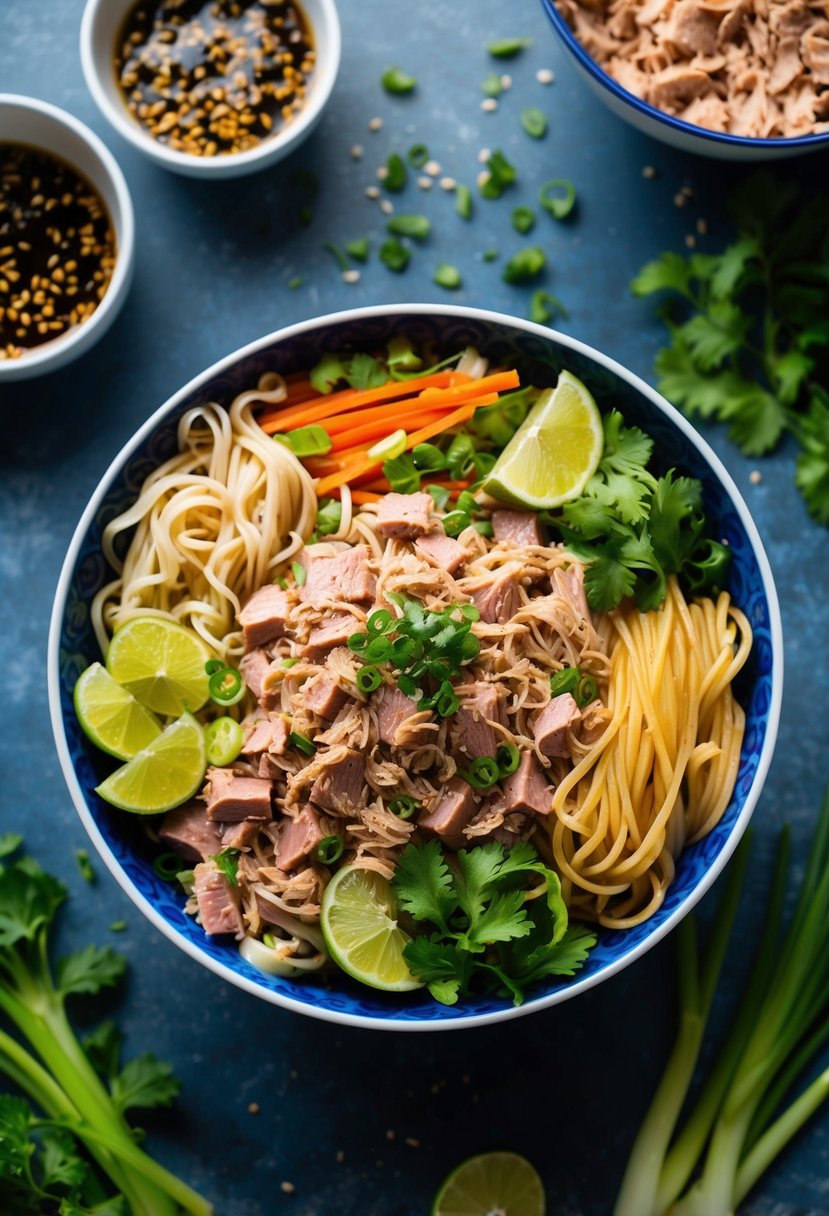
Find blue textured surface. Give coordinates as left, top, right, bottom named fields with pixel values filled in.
left=1, top=0, right=828, bottom=1212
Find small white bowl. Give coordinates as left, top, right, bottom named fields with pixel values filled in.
left=80, top=0, right=341, bottom=179
left=0, top=94, right=134, bottom=382
left=540, top=0, right=829, bottom=160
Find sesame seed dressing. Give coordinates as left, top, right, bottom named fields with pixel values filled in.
left=115, top=0, right=316, bottom=158
left=0, top=144, right=116, bottom=361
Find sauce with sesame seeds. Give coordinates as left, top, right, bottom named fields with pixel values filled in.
left=0, top=145, right=116, bottom=362
left=115, top=0, right=316, bottom=158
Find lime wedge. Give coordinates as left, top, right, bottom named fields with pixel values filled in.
left=74, top=662, right=162, bottom=761
left=481, top=370, right=603, bottom=509
left=106, top=616, right=212, bottom=717
left=321, top=864, right=422, bottom=992
left=432, top=1153, right=545, bottom=1216
left=95, top=711, right=207, bottom=815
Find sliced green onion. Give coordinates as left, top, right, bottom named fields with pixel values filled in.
left=379, top=238, right=410, bottom=273
left=274, top=424, right=332, bottom=458
left=427, top=483, right=451, bottom=510
left=482, top=248, right=499, bottom=263
left=282, top=657, right=298, bottom=668
left=486, top=37, right=533, bottom=57
left=459, top=603, right=481, bottom=622
left=364, top=636, right=394, bottom=664
left=456, top=490, right=478, bottom=515
left=473, top=520, right=494, bottom=537
left=388, top=795, right=418, bottom=820
left=382, top=452, right=421, bottom=493
left=512, top=206, right=536, bottom=235
left=496, top=742, right=521, bottom=776
left=314, top=497, right=343, bottom=538
left=210, top=848, right=240, bottom=886
left=288, top=276, right=302, bottom=290
left=384, top=152, right=407, bottom=192
left=480, top=149, right=517, bottom=200
left=289, top=730, right=317, bottom=755
left=292, top=560, right=307, bottom=586
left=467, top=756, right=501, bottom=789
left=154, top=852, right=186, bottom=883
left=460, top=633, right=481, bottom=662
left=435, top=682, right=460, bottom=718
left=539, top=178, right=577, bottom=220
left=356, top=665, right=384, bottom=694
left=407, top=143, right=429, bottom=168
left=442, top=510, right=470, bottom=537
left=262, top=932, right=277, bottom=949
left=411, top=443, right=445, bottom=472
left=521, top=107, right=548, bottom=138
left=481, top=72, right=504, bottom=98
left=368, top=428, right=408, bottom=461
left=530, top=289, right=568, bottom=325
left=446, top=433, right=476, bottom=478
left=315, top=835, right=345, bottom=865
left=347, top=631, right=368, bottom=653
left=381, top=66, right=417, bottom=94
left=550, top=666, right=580, bottom=697
left=367, top=608, right=394, bottom=636
left=576, top=674, right=599, bottom=707
left=204, top=717, right=244, bottom=766
left=345, top=237, right=370, bottom=263
left=387, top=214, right=431, bottom=241
left=434, top=262, right=462, bottom=290
left=274, top=577, right=288, bottom=589
left=455, top=184, right=473, bottom=220
left=205, top=658, right=224, bottom=676
left=208, top=666, right=246, bottom=706
left=502, top=246, right=546, bottom=284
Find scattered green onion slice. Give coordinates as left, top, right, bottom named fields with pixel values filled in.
left=427, top=483, right=451, bottom=510
left=387, top=214, right=431, bottom=241
left=496, top=742, right=521, bottom=776
left=315, top=835, right=345, bottom=865
left=345, top=237, right=370, bottom=263
left=347, top=631, right=368, bottom=653
left=459, top=603, right=481, bottom=622
left=381, top=66, right=417, bottom=94
left=356, top=665, right=384, bottom=694
left=368, top=428, right=408, bottom=461
left=292, top=560, right=307, bottom=586
left=208, top=666, right=246, bottom=706
left=512, top=206, right=536, bottom=235
left=262, top=932, right=277, bottom=949
left=455, top=184, right=473, bottom=220
left=380, top=238, right=410, bottom=273
left=153, top=852, right=186, bottom=883
left=204, top=717, right=244, bottom=766
left=486, top=37, right=533, bottom=57
left=407, top=143, right=429, bottom=168
left=435, top=682, right=460, bottom=718
left=367, top=608, right=394, bottom=636
left=576, top=674, right=599, bottom=707
left=521, top=107, right=548, bottom=138
left=388, top=795, right=418, bottom=820
left=539, top=178, right=577, bottom=220
left=282, top=657, right=298, bottom=668
left=466, top=756, right=501, bottom=789
left=482, top=248, right=499, bottom=263
left=434, top=262, right=462, bottom=290
left=550, top=666, right=580, bottom=697
left=273, top=424, right=332, bottom=458
left=274, top=577, right=288, bottom=589
left=288, top=276, right=302, bottom=290
left=364, top=636, right=394, bottom=664
left=384, top=152, right=408, bottom=192
left=481, top=73, right=504, bottom=97
left=503, top=246, right=546, bottom=284
left=530, top=289, right=568, bottom=325
left=205, top=658, right=224, bottom=676
left=473, top=520, right=494, bottom=537
left=289, top=730, right=317, bottom=755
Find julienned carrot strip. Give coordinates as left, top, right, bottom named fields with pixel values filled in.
left=348, top=490, right=383, bottom=504
left=417, top=368, right=519, bottom=406
left=257, top=371, right=467, bottom=433
left=330, top=410, right=445, bottom=453
left=323, top=400, right=449, bottom=437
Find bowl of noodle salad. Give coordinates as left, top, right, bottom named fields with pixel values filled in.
left=48, top=305, right=781, bottom=1029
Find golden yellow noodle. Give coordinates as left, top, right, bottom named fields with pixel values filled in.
left=540, top=577, right=751, bottom=929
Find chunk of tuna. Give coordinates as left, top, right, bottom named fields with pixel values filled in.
left=303, top=614, right=362, bottom=660
left=159, top=800, right=223, bottom=862
left=193, top=862, right=244, bottom=936
left=275, top=806, right=328, bottom=873
left=492, top=509, right=546, bottom=547
left=553, top=563, right=591, bottom=624
left=376, top=491, right=433, bottom=539
left=415, top=532, right=467, bottom=574
left=502, top=752, right=552, bottom=816
left=239, top=648, right=272, bottom=700
left=241, top=714, right=289, bottom=757
left=533, top=692, right=582, bottom=758
left=204, top=767, right=273, bottom=822
left=221, top=819, right=261, bottom=850
left=300, top=544, right=375, bottom=608
left=374, top=685, right=419, bottom=745
left=309, top=750, right=365, bottom=814
left=303, top=672, right=349, bottom=720
left=418, top=777, right=478, bottom=850
left=454, top=683, right=506, bottom=760
left=238, top=585, right=293, bottom=650
left=472, top=570, right=521, bottom=624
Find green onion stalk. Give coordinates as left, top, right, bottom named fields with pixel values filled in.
left=614, top=786, right=829, bottom=1216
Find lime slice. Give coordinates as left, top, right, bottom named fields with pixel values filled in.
left=74, top=662, right=162, bottom=761
left=95, top=711, right=207, bottom=814
left=320, top=864, right=423, bottom=992
left=481, top=370, right=603, bottom=509
left=106, top=616, right=212, bottom=717
left=432, top=1153, right=545, bottom=1216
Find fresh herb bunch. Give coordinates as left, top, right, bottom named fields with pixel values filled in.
left=553, top=410, right=730, bottom=612
left=0, top=838, right=210, bottom=1216
left=615, top=785, right=829, bottom=1216
left=392, top=839, right=595, bottom=1006
left=632, top=174, right=829, bottom=524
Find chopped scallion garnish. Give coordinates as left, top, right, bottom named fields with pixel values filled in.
left=539, top=178, right=577, bottom=221
left=434, top=262, right=462, bottom=290
left=289, top=731, right=317, bottom=755
left=273, top=424, right=332, bottom=458
left=496, top=742, right=521, bottom=776
left=208, top=666, right=246, bottom=706
left=381, top=66, right=417, bottom=94
left=379, top=238, right=410, bottom=273
left=315, top=835, right=345, bottom=865
left=512, top=206, right=536, bottom=234
left=502, top=246, right=546, bottom=284
left=388, top=795, right=418, bottom=820
left=387, top=213, right=431, bottom=241
left=292, top=560, right=307, bottom=586
left=550, top=666, right=580, bottom=697
left=520, top=107, right=548, bottom=138
left=356, top=665, right=384, bottom=694
left=407, top=143, right=429, bottom=169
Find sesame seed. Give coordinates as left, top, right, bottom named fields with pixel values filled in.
left=368, top=116, right=383, bottom=131
left=477, top=147, right=491, bottom=164
left=439, top=177, right=457, bottom=191
left=342, top=269, right=361, bottom=284
left=417, top=176, right=433, bottom=190
left=696, top=217, right=708, bottom=234
left=685, top=234, right=697, bottom=248
left=247, top=1102, right=260, bottom=1114
left=642, top=165, right=658, bottom=179
left=377, top=165, right=389, bottom=180
left=749, top=470, right=762, bottom=484
left=364, top=185, right=381, bottom=199
left=674, top=193, right=687, bottom=208
left=351, top=144, right=364, bottom=159
left=405, top=1137, right=421, bottom=1149
left=481, top=98, right=498, bottom=112
left=500, top=74, right=512, bottom=89
left=536, top=68, right=555, bottom=84
left=385, top=1129, right=396, bottom=1141
left=476, top=170, right=491, bottom=189
left=336, top=1150, right=345, bottom=1164
left=280, top=1181, right=295, bottom=1194
left=424, top=159, right=441, bottom=176
left=380, top=199, right=394, bottom=215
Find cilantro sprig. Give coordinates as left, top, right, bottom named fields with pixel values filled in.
left=632, top=173, right=829, bottom=524
left=553, top=410, right=731, bottom=612
left=392, top=839, right=596, bottom=1006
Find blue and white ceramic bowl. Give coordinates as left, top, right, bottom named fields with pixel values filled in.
left=539, top=0, right=829, bottom=161
left=48, top=305, right=782, bottom=1030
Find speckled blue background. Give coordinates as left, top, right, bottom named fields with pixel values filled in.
left=1, top=2, right=828, bottom=1213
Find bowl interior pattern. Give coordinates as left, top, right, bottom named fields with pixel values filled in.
left=55, top=309, right=777, bottom=1026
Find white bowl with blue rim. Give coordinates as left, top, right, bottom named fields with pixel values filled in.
left=48, top=304, right=782, bottom=1030
left=539, top=0, right=829, bottom=160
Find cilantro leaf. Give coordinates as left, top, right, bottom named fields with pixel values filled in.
left=648, top=472, right=703, bottom=574
left=0, top=1094, right=34, bottom=1191
left=392, top=839, right=455, bottom=933
left=110, top=1054, right=180, bottom=1115
left=796, top=389, right=829, bottom=524
left=630, top=251, right=694, bottom=300
left=582, top=547, right=638, bottom=612
left=462, top=889, right=531, bottom=950
left=402, top=936, right=471, bottom=1005
left=39, top=1126, right=88, bottom=1193
left=0, top=859, right=66, bottom=947
left=679, top=301, right=750, bottom=372
left=0, top=833, right=22, bottom=859
left=83, top=1019, right=123, bottom=1082
left=56, top=946, right=127, bottom=998
left=345, top=353, right=387, bottom=390
left=454, top=843, right=509, bottom=924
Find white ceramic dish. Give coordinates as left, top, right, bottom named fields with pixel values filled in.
left=0, top=94, right=134, bottom=381
left=540, top=0, right=829, bottom=160
left=80, top=0, right=341, bottom=179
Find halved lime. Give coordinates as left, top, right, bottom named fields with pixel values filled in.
left=320, top=864, right=422, bottom=992
left=95, top=711, right=207, bottom=815
left=481, top=370, right=603, bottom=509
left=74, top=662, right=162, bottom=761
left=432, top=1152, right=545, bottom=1216
left=106, top=616, right=212, bottom=717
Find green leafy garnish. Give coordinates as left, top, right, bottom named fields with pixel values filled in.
left=274, top=424, right=332, bottom=458
left=381, top=66, right=417, bottom=94
left=632, top=174, right=829, bottom=524
left=520, top=107, right=547, bottom=138
left=512, top=206, right=535, bottom=235
left=345, top=237, right=370, bottom=263
left=392, top=840, right=595, bottom=1006
left=502, top=246, right=546, bottom=284
left=486, top=37, right=533, bottom=57
left=314, top=497, right=343, bottom=539
left=380, top=238, right=411, bottom=273
left=480, top=149, right=517, bottom=200
left=209, top=848, right=240, bottom=887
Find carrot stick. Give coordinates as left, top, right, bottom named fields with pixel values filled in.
left=330, top=410, right=445, bottom=453
left=323, top=400, right=451, bottom=437
left=257, top=371, right=467, bottom=433
left=348, top=490, right=383, bottom=504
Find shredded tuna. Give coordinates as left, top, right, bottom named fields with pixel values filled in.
left=193, top=862, right=244, bottom=937
left=534, top=692, right=583, bottom=758
left=299, top=544, right=375, bottom=608
left=159, top=801, right=222, bottom=861
left=275, top=806, right=328, bottom=872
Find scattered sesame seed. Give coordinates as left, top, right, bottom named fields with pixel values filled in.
left=405, top=1137, right=421, bottom=1149
left=336, top=1150, right=345, bottom=1164
left=417, top=176, right=434, bottom=190
left=280, top=1181, right=295, bottom=1194
left=376, top=165, right=389, bottom=180
left=749, top=470, right=763, bottom=484
left=351, top=144, right=364, bottom=159
left=696, top=217, right=708, bottom=234
left=536, top=68, right=555, bottom=84
left=500, top=74, right=512, bottom=89
left=476, top=170, right=491, bottom=189
left=439, top=176, right=457, bottom=191
left=674, top=192, right=687, bottom=208
left=424, top=159, right=441, bottom=176
left=481, top=98, right=498, bottom=112
left=685, top=234, right=697, bottom=248
left=642, top=165, right=658, bottom=179
left=247, top=1102, right=260, bottom=1115
left=477, top=147, right=491, bottom=164
left=385, top=1129, right=396, bottom=1141
left=380, top=199, right=394, bottom=214
left=342, top=269, right=361, bottom=284
left=681, top=185, right=694, bottom=198
left=364, top=185, right=380, bottom=199
left=368, top=116, right=383, bottom=131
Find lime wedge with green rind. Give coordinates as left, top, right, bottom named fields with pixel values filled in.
left=321, top=864, right=422, bottom=992
left=106, top=616, right=212, bottom=717
left=481, top=370, right=603, bottom=509
left=95, top=710, right=207, bottom=815
left=74, top=662, right=162, bottom=761
left=431, top=1152, right=546, bottom=1216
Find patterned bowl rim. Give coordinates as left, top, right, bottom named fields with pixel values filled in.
left=47, top=303, right=783, bottom=1032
